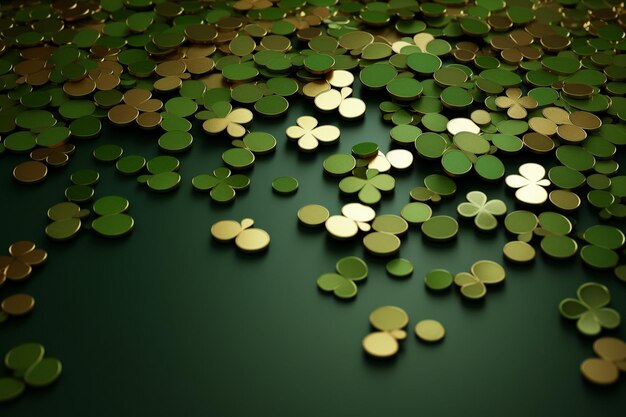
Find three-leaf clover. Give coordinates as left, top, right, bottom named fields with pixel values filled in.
left=457, top=191, right=507, bottom=231
left=192, top=167, right=250, bottom=203
left=314, top=86, right=366, bottom=120
left=200, top=101, right=253, bottom=138
left=317, top=256, right=368, bottom=299
left=222, top=131, right=277, bottom=170
left=559, top=282, right=621, bottom=336
left=454, top=260, right=506, bottom=299
left=0, top=241, right=47, bottom=285
left=339, top=168, right=395, bottom=205
left=285, top=115, right=340, bottom=152
left=91, top=196, right=135, bottom=238
left=490, top=30, right=542, bottom=65
left=362, top=306, right=409, bottom=358
left=30, top=144, right=75, bottom=167
left=45, top=202, right=90, bottom=241
left=505, top=163, right=551, bottom=205
left=495, top=87, right=538, bottom=119
left=325, top=203, right=376, bottom=239
left=108, top=88, right=163, bottom=127
left=138, top=156, right=181, bottom=192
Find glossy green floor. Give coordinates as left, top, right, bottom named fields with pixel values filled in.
left=1, top=90, right=625, bottom=416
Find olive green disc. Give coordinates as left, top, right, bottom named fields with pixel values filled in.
left=414, top=320, right=445, bottom=342
left=0, top=378, right=25, bottom=402
left=65, top=185, right=94, bottom=203
left=352, top=142, right=379, bottom=159
left=92, top=214, right=135, bottom=238
left=4, top=343, right=44, bottom=375
left=421, top=216, right=459, bottom=241
left=272, top=176, right=298, bottom=194
left=24, top=357, right=62, bottom=387
left=441, top=150, right=472, bottom=176
left=297, top=204, right=329, bottom=227
left=425, top=269, right=454, bottom=290
left=407, top=52, right=442, bottom=75
left=70, top=169, right=99, bottom=186
left=580, top=245, right=619, bottom=269
left=158, top=131, right=193, bottom=153
left=222, top=148, right=255, bottom=170
left=323, top=154, right=356, bottom=176
left=93, top=144, right=123, bottom=162
left=400, top=202, right=432, bottom=224
left=386, top=258, right=413, bottom=277
left=363, top=232, right=401, bottom=256
left=540, top=235, right=578, bottom=259
left=502, top=241, right=536, bottom=263
left=116, top=155, right=146, bottom=175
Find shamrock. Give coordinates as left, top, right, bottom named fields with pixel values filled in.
left=454, top=260, right=506, bottom=299
left=505, top=163, right=551, bottom=205
left=325, top=203, right=376, bottom=239
left=30, top=143, right=75, bottom=167
left=314, top=86, right=366, bottom=120
left=457, top=191, right=507, bottom=231
left=362, top=306, right=409, bottom=358
left=580, top=337, right=626, bottom=385
left=367, top=150, right=414, bottom=172
left=495, top=87, right=538, bottom=119
left=200, top=101, right=253, bottom=138
left=1, top=342, right=62, bottom=401
left=138, top=156, right=181, bottom=192
left=559, top=282, right=621, bottom=336
left=0, top=241, right=47, bottom=285
left=91, top=196, right=135, bottom=238
left=192, top=167, right=250, bottom=203
left=534, top=212, right=578, bottom=259
left=410, top=174, right=457, bottom=203
left=222, top=131, right=277, bottom=170
left=107, top=88, right=163, bottom=127
left=490, top=30, right=542, bottom=65
left=211, top=218, right=270, bottom=253
left=285, top=115, right=340, bottom=152
left=339, top=168, right=395, bottom=205
left=45, top=202, right=90, bottom=241
left=317, top=256, right=368, bottom=299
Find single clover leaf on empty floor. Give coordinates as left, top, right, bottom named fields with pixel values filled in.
left=192, top=167, right=250, bottom=203
left=457, top=191, right=507, bottom=231
left=339, top=168, right=395, bottom=205
left=559, top=282, right=621, bottom=336
left=317, top=256, right=368, bottom=299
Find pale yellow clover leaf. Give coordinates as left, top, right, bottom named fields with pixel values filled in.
left=285, top=116, right=340, bottom=152
left=201, top=101, right=253, bottom=138
left=495, top=87, right=538, bottom=119
left=505, top=162, right=551, bottom=205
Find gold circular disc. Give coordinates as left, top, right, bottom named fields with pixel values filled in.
left=414, top=319, right=445, bottom=342
left=297, top=204, right=330, bottom=227
left=593, top=337, right=626, bottom=362
left=362, top=332, right=399, bottom=358
left=211, top=220, right=242, bottom=241
left=235, top=228, right=270, bottom=252
left=502, top=241, right=536, bottom=263
left=549, top=190, right=581, bottom=211
left=1, top=293, right=35, bottom=316
left=580, top=358, right=619, bottom=385
left=13, top=161, right=48, bottom=184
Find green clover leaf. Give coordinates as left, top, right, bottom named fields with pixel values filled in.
left=91, top=196, right=135, bottom=238
left=138, top=156, right=181, bottom=192
left=192, top=167, right=250, bottom=203
left=339, top=168, right=395, bottom=205
left=454, top=260, right=506, bottom=299
left=45, top=202, right=90, bottom=241
left=559, top=282, right=621, bottom=336
left=457, top=191, right=507, bottom=231
left=317, top=256, right=368, bottom=299
left=535, top=212, right=578, bottom=259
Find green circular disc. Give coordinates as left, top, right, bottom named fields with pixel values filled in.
left=474, top=155, right=505, bottom=181
left=352, top=142, right=379, bottom=159
left=69, top=116, right=102, bottom=139
left=243, top=131, right=276, bottom=154
left=0, top=378, right=25, bottom=402
left=93, top=195, right=128, bottom=216
left=424, top=174, right=456, bottom=196
left=231, top=84, right=264, bottom=104
left=65, top=185, right=94, bottom=203
left=4, top=131, right=36, bottom=152
left=401, top=202, right=432, bottom=224
left=541, top=235, right=578, bottom=259
left=580, top=245, right=619, bottom=269
left=70, top=169, right=99, bottom=186
left=92, top=213, right=135, bottom=238
left=272, top=176, right=298, bottom=194
left=222, top=148, right=255, bottom=170
left=93, top=144, right=123, bottom=162
left=363, top=232, right=401, bottom=256
left=407, top=52, right=442, bottom=75
left=441, top=149, right=472, bottom=176
left=254, top=95, right=289, bottom=117
left=548, top=166, right=586, bottom=189
left=391, top=124, right=421, bottom=145
left=504, top=210, right=538, bottom=237
left=556, top=145, right=595, bottom=171
left=4, top=343, right=45, bottom=375
left=386, top=77, right=423, bottom=101
left=415, top=132, right=447, bottom=159
left=165, top=97, right=198, bottom=118
left=323, top=154, right=356, bottom=176
left=360, top=63, right=397, bottom=89
left=441, top=86, right=473, bottom=108
left=222, top=63, right=259, bottom=82
left=24, top=357, right=62, bottom=387
left=158, top=131, right=193, bottom=153
left=453, top=132, right=489, bottom=154
left=386, top=258, right=413, bottom=278
left=304, top=53, right=335, bottom=74
left=45, top=219, right=81, bottom=241
left=421, top=216, right=459, bottom=241
left=116, top=155, right=146, bottom=175
left=583, top=225, right=625, bottom=250
left=422, top=114, right=449, bottom=133
left=146, top=172, right=181, bottom=192
left=425, top=269, right=454, bottom=290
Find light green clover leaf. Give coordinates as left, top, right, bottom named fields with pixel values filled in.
left=454, top=260, right=506, bottom=299
left=317, top=256, right=368, bottom=299
left=339, top=168, right=395, bottom=205
left=559, top=282, right=621, bottom=336
left=457, top=191, right=507, bottom=231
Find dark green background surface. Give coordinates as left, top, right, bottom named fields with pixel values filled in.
left=1, top=86, right=625, bottom=416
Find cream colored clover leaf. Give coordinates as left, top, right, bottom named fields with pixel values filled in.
left=495, top=88, right=538, bottom=119
left=202, top=101, right=253, bottom=138
left=505, top=163, right=551, bottom=205
left=285, top=115, right=340, bottom=152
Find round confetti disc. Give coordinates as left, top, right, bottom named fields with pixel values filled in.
left=421, top=216, right=459, bottom=241
left=503, top=241, right=536, bottom=263
left=580, top=358, right=619, bottom=385
left=386, top=258, right=413, bottom=278
left=297, top=205, right=329, bottom=227
left=272, top=176, right=299, bottom=194
left=1, top=294, right=35, bottom=316
left=425, top=269, right=454, bottom=290
left=362, top=332, right=399, bottom=358
left=414, top=320, right=445, bottom=342
left=235, top=228, right=270, bottom=252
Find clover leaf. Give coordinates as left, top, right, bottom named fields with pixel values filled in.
left=285, top=115, right=340, bottom=152
left=192, top=167, right=250, bottom=203
left=454, top=260, right=506, bottom=299
left=317, top=256, right=368, bottom=299
left=457, top=191, right=507, bottom=231
left=91, top=196, right=135, bottom=238
left=339, top=168, right=395, bottom=205
left=0, top=241, right=47, bottom=284
left=559, top=282, right=621, bottom=336
left=45, top=202, right=90, bottom=241
left=505, top=162, right=551, bottom=205
left=200, top=101, right=253, bottom=138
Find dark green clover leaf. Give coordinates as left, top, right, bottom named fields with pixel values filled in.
left=317, top=256, right=368, bottom=299
left=91, top=196, right=134, bottom=238
left=138, top=156, right=181, bottom=192
left=559, top=282, right=621, bottom=336
left=339, top=168, right=395, bottom=205
left=192, top=167, right=250, bottom=203
left=45, top=202, right=90, bottom=241
left=221, top=131, right=276, bottom=170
